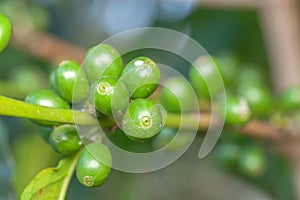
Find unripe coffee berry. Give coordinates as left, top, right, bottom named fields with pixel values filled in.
left=122, top=99, right=163, bottom=141
left=76, top=143, right=112, bottom=187
left=121, top=57, right=160, bottom=99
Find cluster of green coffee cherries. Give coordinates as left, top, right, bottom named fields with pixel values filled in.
left=24, top=42, right=170, bottom=187
left=215, top=133, right=268, bottom=179
left=22, top=43, right=252, bottom=187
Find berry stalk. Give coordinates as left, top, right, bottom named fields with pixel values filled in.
left=0, top=95, right=97, bottom=125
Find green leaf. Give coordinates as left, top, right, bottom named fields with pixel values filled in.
left=20, top=153, right=79, bottom=200
left=12, top=131, right=58, bottom=196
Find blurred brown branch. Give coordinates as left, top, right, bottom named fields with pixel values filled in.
left=241, top=120, right=289, bottom=141
left=11, top=25, right=86, bottom=64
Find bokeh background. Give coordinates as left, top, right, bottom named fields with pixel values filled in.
left=0, top=0, right=300, bottom=199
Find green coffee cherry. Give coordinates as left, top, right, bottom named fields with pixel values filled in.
left=217, top=52, right=239, bottom=86
left=222, top=96, right=251, bottom=126
left=76, top=143, right=112, bottom=187
left=25, top=90, right=70, bottom=126
left=49, top=125, right=82, bottom=155
left=0, top=13, right=12, bottom=53
left=236, top=65, right=266, bottom=86
left=122, top=99, right=162, bottom=141
left=189, top=55, right=223, bottom=99
left=91, top=76, right=129, bottom=115
left=160, top=77, right=196, bottom=113
left=121, top=57, right=160, bottom=99
left=237, top=82, right=273, bottom=117
left=238, top=146, right=266, bottom=178
left=83, top=44, right=123, bottom=83
left=51, top=60, right=89, bottom=104
left=25, top=90, right=70, bottom=108
left=279, top=86, right=300, bottom=112
left=215, top=142, right=241, bottom=169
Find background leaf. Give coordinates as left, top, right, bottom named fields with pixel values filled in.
left=20, top=153, right=79, bottom=200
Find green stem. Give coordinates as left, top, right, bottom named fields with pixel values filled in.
left=0, top=95, right=208, bottom=130
left=165, top=113, right=209, bottom=130
left=0, top=95, right=114, bottom=126
left=59, top=152, right=79, bottom=200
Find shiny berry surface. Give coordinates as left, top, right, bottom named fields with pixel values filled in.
left=25, top=90, right=70, bottom=126
left=160, top=77, right=196, bottom=113
left=0, top=13, right=12, bottom=53
left=238, top=82, right=273, bottom=117
left=83, top=44, right=123, bottom=83
left=49, top=125, right=82, bottom=155
left=222, top=96, right=251, bottom=126
left=189, top=55, right=223, bottom=99
left=122, top=99, right=162, bottom=141
left=121, top=57, right=160, bottom=99
left=76, top=143, right=112, bottom=188
left=91, top=76, right=129, bottom=115
left=51, top=60, right=89, bottom=104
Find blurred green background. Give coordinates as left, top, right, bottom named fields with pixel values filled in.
left=0, top=0, right=296, bottom=199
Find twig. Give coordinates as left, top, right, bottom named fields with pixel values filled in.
left=240, top=120, right=289, bottom=141
left=11, top=25, right=86, bottom=64
left=0, top=94, right=293, bottom=142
